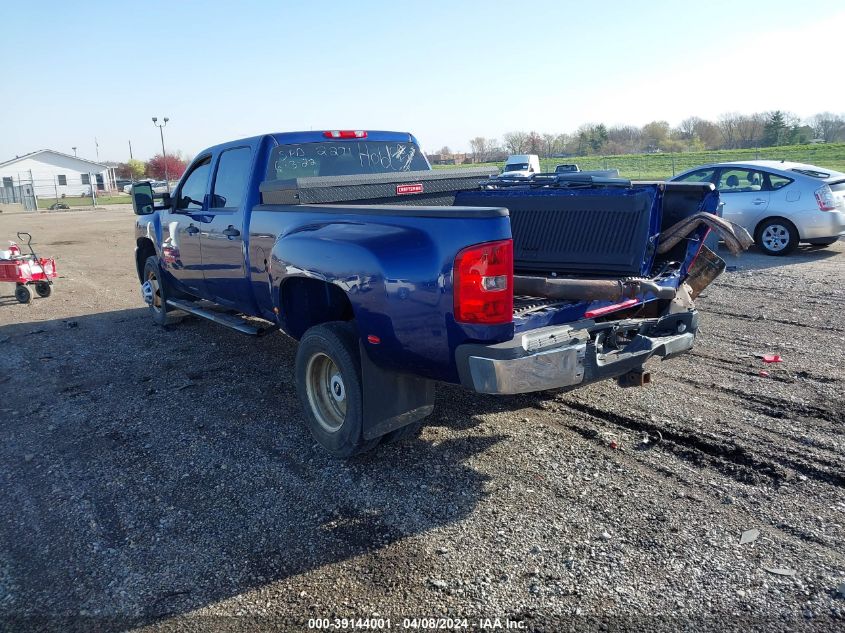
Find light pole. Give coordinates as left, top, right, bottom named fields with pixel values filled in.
left=152, top=116, right=170, bottom=192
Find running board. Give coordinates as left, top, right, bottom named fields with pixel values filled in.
left=165, top=299, right=273, bottom=336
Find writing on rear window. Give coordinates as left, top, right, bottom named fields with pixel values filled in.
left=268, top=142, right=429, bottom=180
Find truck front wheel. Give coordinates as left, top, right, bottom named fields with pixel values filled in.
left=295, top=322, right=379, bottom=458
left=142, top=256, right=177, bottom=326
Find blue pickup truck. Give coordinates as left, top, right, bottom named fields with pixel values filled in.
left=133, top=130, right=727, bottom=457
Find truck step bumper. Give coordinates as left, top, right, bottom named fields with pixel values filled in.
left=455, top=312, right=697, bottom=395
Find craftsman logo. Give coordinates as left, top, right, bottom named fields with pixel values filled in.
left=396, top=183, right=423, bottom=195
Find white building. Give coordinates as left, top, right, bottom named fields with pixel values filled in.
left=0, top=150, right=115, bottom=200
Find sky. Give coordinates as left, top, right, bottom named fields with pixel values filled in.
left=2, top=0, right=844, bottom=163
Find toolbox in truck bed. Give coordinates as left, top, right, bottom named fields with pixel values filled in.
left=259, top=167, right=499, bottom=206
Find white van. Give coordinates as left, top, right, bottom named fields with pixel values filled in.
left=499, top=154, right=541, bottom=178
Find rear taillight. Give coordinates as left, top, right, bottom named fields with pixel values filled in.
left=323, top=130, right=367, bottom=139
left=815, top=185, right=836, bottom=211
left=454, top=239, right=513, bottom=325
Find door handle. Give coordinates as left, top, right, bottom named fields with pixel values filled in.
left=185, top=225, right=199, bottom=235
left=752, top=198, right=766, bottom=205
left=223, top=226, right=241, bottom=238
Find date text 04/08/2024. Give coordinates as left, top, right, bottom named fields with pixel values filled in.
left=307, top=617, right=526, bottom=629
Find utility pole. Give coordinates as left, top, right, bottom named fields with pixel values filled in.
left=128, top=139, right=134, bottom=160
left=29, top=169, right=37, bottom=210
left=94, top=137, right=100, bottom=162
left=152, top=117, right=170, bottom=192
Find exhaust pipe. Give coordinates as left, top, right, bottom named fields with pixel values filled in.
left=513, top=275, right=675, bottom=302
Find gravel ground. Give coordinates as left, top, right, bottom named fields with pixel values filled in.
left=0, top=209, right=843, bottom=632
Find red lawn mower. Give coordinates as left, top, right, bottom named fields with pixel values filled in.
left=0, top=232, right=57, bottom=304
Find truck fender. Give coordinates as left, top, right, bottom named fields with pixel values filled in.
left=269, top=227, right=438, bottom=438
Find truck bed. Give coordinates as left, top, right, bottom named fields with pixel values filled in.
left=257, top=170, right=716, bottom=335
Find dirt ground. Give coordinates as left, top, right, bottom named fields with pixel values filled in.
left=0, top=208, right=843, bottom=632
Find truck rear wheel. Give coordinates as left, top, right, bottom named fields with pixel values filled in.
left=295, top=322, right=379, bottom=458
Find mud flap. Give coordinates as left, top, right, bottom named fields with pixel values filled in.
left=359, top=343, right=435, bottom=440
left=685, top=245, right=726, bottom=299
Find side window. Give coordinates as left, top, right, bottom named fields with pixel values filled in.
left=177, top=157, right=212, bottom=211
left=675, top=168, right=715, bottom=183
left=717, top=168, right=763, bottom=193
left=767, top=173, right=793, bottom=190
left=210, top=147, right=252, bottom=209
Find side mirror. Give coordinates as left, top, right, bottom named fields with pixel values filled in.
left=131, top=182, right=154, bottom=215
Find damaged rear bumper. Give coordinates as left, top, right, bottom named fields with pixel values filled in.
left=456, top=311, right=697, bottom=395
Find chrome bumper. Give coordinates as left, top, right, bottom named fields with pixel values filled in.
left=455, top=313, right=697, bottom=395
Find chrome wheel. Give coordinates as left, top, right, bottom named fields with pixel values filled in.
left=305, top=352, right=346, bottom=433
left=761, top=224, right=790, bottom=252
left=144, top=270, right=162, bottom=312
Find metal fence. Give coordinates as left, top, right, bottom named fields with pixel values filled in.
left=1, top=174, right=120, bottom=210
left=0, top=183, right=36, bottom=210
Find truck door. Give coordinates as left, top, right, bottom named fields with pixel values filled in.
left=160, top=156, right=212, bottom=296
left=200, top=146, right=252, bottom=308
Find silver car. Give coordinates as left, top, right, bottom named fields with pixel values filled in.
left=671, top=160, right=845, bottom=255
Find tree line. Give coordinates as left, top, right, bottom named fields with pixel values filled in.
left=465, top=111, right=845, bottom=161
left=115, top=153, right=189, bottom=181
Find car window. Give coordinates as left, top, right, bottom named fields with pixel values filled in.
left=211, top=147, right=252, bottom=209
left=767, top=173, right=793, bottom=190
left=675, top=168, right=715, bottom=183
left=717, top=168, right=763, bottom=193
left=177, top=157, right=211, bottom=211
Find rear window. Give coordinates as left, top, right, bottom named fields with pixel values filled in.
left=504, top=163, right=529, bottom=172
left=830, top=180, right=845, bottom=192
left=267, top=141, right=428, bottom=180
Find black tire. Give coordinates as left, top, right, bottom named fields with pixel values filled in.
left=142, top=255, right=177, bottom=326
left=14, top=284, right=32, bottom=304
left=755, top=218, right=798, bottom=256
left=807, top=237, right=839, bottom=247
left=380, top=420, right=424, bottom=445
left=34, top=282, right=52, bottom=298
left=295, top=322, right=379, bottom=458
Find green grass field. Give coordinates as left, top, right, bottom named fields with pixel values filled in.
left=438, top=142, right=845, bottom=180
left=37, top=194, right=130, bottom=209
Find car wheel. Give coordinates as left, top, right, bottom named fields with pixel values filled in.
left=756, top=219, right=798, bottom=256
left=14, top=284, right=32, bottom=304
left=142, top=256, right=178, bottom=326
left=807, top=237, right=839, bottom=247
left=295, top=322, right=379, bottom=458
